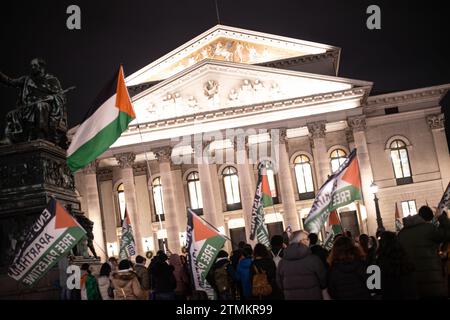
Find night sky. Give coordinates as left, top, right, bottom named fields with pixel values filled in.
left=1, top=0, right=449, bottom=136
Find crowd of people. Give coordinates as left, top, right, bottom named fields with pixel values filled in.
left=73, top=206, right=450, bottom=300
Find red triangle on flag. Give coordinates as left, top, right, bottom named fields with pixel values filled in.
left=328, top=210, right=341, bottom=225
left=193, top=214, right=219, bottom=242
left=341, top=156, right=361, bottom=189
left=55, top=201, right=78, bottom=229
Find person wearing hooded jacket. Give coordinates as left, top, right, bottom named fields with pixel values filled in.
left=277, top=230, right=327, bottom=300
left=398, top=206, right=450, bottom=299
left=111, top=260, right=146, bottom=300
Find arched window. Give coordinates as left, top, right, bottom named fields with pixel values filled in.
left=330, top=149, right=347, bottom=173
left=222, top=166, right=242, bottom=211
left=117, top=183, right=126, bottom=225
left=260, top=161, right=279, bottom=204
left=152, top=177, right=165, bottom=221
left=187, top=172, right=203, bottom=214
left=294, top=155, right=315, bottom=200
left=390, top=140, right=413, bottom=184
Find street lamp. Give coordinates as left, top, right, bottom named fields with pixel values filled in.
left=369, top=181, right=385, bottom=233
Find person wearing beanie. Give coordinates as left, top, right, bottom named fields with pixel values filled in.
left=111, top=259, right=146, bottom=300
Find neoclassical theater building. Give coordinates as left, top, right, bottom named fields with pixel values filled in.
left=70, top=25, right=450, bottom=259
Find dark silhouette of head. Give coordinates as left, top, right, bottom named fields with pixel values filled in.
left=308, top=233, right=319, bottom=245
left=30, top=58, right=46, bottom=76
left=135, top=255, right=145, bottom=264
left=217, top=250, right=229, bottom=259
left=328, top=236, right=365, bottom=266
left=418, top=206, right=434, bottom=222
left=238, top=241, right=247, bottom=250
left=81, top=263, right=91, bottom=274
left=118, top=259, right=131, bottom=270
left=253, top=243, right=270, bottom=258
left=358, top=234, right=370, bottom=254
left=100, top=262, right=111, bottom=276
left=270, top=235, right=284, bottom=248
left=242, top=246, right=253, bottom=258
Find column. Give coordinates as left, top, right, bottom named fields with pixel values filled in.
left=195, top=141, right=225, bottom=230
left=171, top=164, right=188, bottom=240
left=235, top=138, right=257, bottom=244
left=82, top=160, right=106, bottom=260
left=114, top=152, right=144, bottom=255
left=348, top=116, right=375, bottom=235
left=427, top=113, right=450, bottom=190
left=153, top=146, right=181, bottom=253
left=273, top=128, right=300, bottom=231
left=307, top=121, right=330, bottom=186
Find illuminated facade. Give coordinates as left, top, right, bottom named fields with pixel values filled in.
left=70, top=25, right=450, bottom=259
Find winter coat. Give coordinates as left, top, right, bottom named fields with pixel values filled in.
left=169, top=254, right=190, bottom=296
left=111, top=270, right=146, bottom=300
left=151, top=261, right=177, bottom=294
left=235, top=257, right=253, bottom=299
left=310, top=244, right=329, bottom=269
left=97, top=276, right=112, bottom=300
left=277, top=243, right=327, bottom=300
left=206, top=258, right=234, bottom=298
left=328, top=260, right=371, bottom=300
left=376, top=261, right=418, bottom=300
left=134, top=264, right=150, bottom=290
left=250, top=257, right=283, bottom=300
left=398, top=214, right=450, bottom=298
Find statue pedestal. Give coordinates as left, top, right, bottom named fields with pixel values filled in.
left=0, top=139, right=80, bottom=269
left=69, top=256, right=102, bottom=276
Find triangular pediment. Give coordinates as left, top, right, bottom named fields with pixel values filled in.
left=130, top=59, right=371, bottom=125
left=126, top=25, right=338, bottom=85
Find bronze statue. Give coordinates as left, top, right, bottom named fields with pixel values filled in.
left=0, top=58, right=74, bottom=148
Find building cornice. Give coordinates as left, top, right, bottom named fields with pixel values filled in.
left=366, top=106, right=441, bottom=127
left=366, top=84, right=450, bottom=109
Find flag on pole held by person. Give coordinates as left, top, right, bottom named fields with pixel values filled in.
left=186, top=208, right=226, bottom=292
left=395, top=202, right=403, bottom=232
left=249, top=164, right=272, bottom=247
left=67, top=65, right=135, bottom=172
left=119, top=208, right=136, bottom=260
left=8, top=198, right=86, bottom=287
left=437, top=182, right=450, bottom=217
left=323, top=211, right=343, bottom=251
left=304, top=149, right=362, bottom=234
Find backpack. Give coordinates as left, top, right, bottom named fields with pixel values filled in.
left=252, top=265, right=272, bottom=297
left=272, top=249, right=282, bottom=267
left=214, top=263, right=231, bottom=293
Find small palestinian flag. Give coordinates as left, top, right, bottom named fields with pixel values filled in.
left=67, top=65, right=135, bottom=172
left=395, top=202, right=403, bottom=232
left=186, top=208, right=226, bottom=291
left=119, top=208, right=136, bottom=260
left=249, top=164, right=271, bottom=247
left=323, top=211, right=343, bottom=251
left=305, top=149, right=362, bottom=234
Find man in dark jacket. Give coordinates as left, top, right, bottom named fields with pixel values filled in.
left=277, top=230, right=327, bottom=299
left=206, top=250, right=234, bottom=300
left=308, top=233, right=329, bottom=270
left=398, top=206, right=450, bottom=299
left=150, top=252, right=177, bottom=300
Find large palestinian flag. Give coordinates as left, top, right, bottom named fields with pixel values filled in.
left=304, top=149, right=362, bottom=234
left=67, top=65, right=135, bottom=172
left=186, top=208, right=226, bottom=292
left=8, top=198, right=86, bottom=287
left=249, top=164, right=272, bottom=247
left=119, top=208, right=136, bottom=260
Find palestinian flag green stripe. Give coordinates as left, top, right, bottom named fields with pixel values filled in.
left=197, top=235, right=226, bottom=281
left=67, top=111, right=133, bottom=172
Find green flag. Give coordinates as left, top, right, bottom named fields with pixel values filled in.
left=119, top=208, right=136, bottom=260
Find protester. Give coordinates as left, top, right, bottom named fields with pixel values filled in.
left=235, top=246, right=253, bottom=300
left=277, top=230, right=327, bottom=299
left=108, top=257, right=118, bottom=272
left=377, top=231, right=418, bottom=299
left=135, top=255, right=150, bottom=293
left=398, top=206, right=450, bottom=298
left=80, top=263, right=101, bottom=300
left=308, top=233, right=329, bottom=269
left=250, top=243, right=281, bottom=300
left=270, top=235, right=284, bottom=267
left=97, top=262, right=113, bottom=300
left=327, top=236, right=371, bottom=300
left=206, top=250, right=234, bottom=300
left=150, top=251, right=177, bottom=300
left=169, top=253, right=190, bottom=300
left=111, top=260, right=146, bottom=300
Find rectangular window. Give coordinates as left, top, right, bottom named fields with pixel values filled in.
left=401, top=200, right=417, bottom=217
